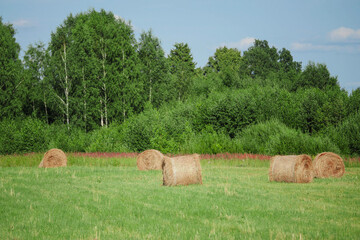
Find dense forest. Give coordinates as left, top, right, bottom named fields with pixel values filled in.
left=1, top=9, right=359, bottom=156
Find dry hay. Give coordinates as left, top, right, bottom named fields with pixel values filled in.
left=162, top=154, right=202, bottom=186
left=313, top=152, right=345, bottom=178
left=39, top=148, right=67, bottom=168
left=136, top=149, right=164, bottom=170
left=269, top=155, right=313, bottom=183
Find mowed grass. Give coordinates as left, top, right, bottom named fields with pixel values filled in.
left=0, top=155, right=359, bottom=239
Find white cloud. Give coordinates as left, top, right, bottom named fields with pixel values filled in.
left=291, top=42, right=337, bottom=51
left=220, top=37, right=255, bottom=50
left=292, top=27, right=360, bottom=53
left=291, top=42, right=360, bottom=53
left=11, top=19, right=35, bottom=27
left=329, top=27, right=360, bottom=42
left=291, top=42, right=314, bottom=51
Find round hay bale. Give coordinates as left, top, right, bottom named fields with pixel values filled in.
left=39, top=148, right=67, bottom=168
left=313, top=152, right=345, bottom=178
left=136, top=149, right=164, bottom=170
left=269, top=155, right=313, bottom=183
left=162, top=154, right=202, bottom=186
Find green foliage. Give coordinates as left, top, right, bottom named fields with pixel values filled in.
left=86, top=124, right=129, bottom=152
left=23, top=42, right=50, bottom=121
left=0, top=17, right=24, bottom=120
left=47, top=9, right=144, bottom=130
left=295, top=87, right=347, bottom=134
left=46, top=125, right=89, bottom=152
left=181, top=125, right=243, bottom=154
left=189, top=72, right=223, bottom=97
left=149, top=124, right=178, bottom=153
left=205, top=46, right=242, bottom=73
left=204, top=47, right=242, bottom=88
left=121, top=106, right=158, bottom=152
left=1, top=10, right=359, bottom=156
left=138, top=30, right=170, bottom=107
left=194, top=89, right=257, bottom=138
left=238, top=119, right=340, bottom=155
left=121, top=102, right=196, bottom=153
left=240, top=39, right=279, bottom=79
left=297, top=61, right=339, bottom=90
left=347, top=87, right=360, bottom=115
left=193, top=86, right=297, bottom=137
left=0, top=118, right=48, bottom=154
left=322, top=112, right=360, bottom=155
left=168, top=42, right=196, bottom=101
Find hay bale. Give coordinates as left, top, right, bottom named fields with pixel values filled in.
left=269, top=155, right=313, bottom=183
left=313, top=152, right=345, bottom=178
left=136, top=149, right=164, bottom=170
left=39, top=148, right=67, bottom=168
left=162, top=154, right=202, bottom=186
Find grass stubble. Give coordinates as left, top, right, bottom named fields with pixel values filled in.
left=0, top=155, right=359, bottom=239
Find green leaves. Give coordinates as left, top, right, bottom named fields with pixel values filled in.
left=46, top=9, right=144, bottom=129
left=241, top=39, right=279, bottom=79
left=298, top=61, right=338, bottom=90
left=1, top=11, right=360, bottom=156
left=0, top=17, right=23, bottom=120
left=168, top=43, right=196, bottom=101
left=138, top=30, right=169, bottom=107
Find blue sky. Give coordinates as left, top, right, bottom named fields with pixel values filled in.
left=1, top=0, right=360, bottom=91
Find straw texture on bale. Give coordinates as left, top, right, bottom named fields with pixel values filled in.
left=136, top=149, right=164, bottom=170
left=269, top=155, right=313, bottom=183
left=39, top=148, right=67, bottom=168
left=313, top=152, right=345, bottom=178
left=162, top=154, right=202, bottom=186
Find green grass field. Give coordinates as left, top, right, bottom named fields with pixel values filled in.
left=0, top=154, right=359, bottom=239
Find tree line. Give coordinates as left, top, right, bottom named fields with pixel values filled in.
left=0, top=9, right=359, bottom=155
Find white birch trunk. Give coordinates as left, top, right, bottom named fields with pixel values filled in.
left=43, top=92, right=48, bottom=124
left=100, top=99, right=104, bottom=127
left=61, top=42, right=70, bottom=130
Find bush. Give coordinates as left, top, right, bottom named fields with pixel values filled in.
left=46, top=125, right=89, bottom=152
left=121, top=106, right=159, bottom=152
left=86, top=124, right=129, bottom=152
left=194, top=89, right=257, bottom=138
left=0, top=119, right=20, bottom=154
left=181, top=125, right=243, bottom=154
left=322, top=112, right=360, bottom=155
left=237, top=119, right=339, bottom=155
left=0, top=118, right=48, bottom=154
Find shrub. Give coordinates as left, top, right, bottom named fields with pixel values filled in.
left=323, top=112, right=360, bottom=155
left=121, top=106, right=159, bottom=152
left=0, top=118, right=47, bottom=154
left=237, top=119, right=339, bottom=155
left=46, top=125, right=89, bottom=152
left=181, top=125, right=243, bottom=154
left=0, top=119, right=20, bottom=154
left=86, top=124, right=129, bottom=152
left=194, top=89, right=257, bottom=138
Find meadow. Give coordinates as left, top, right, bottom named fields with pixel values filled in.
left=0, top=154, right=359, bottom=239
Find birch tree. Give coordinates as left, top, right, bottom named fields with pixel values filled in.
left=71, top=14, right=100, bottom=131
left=47, top=9, right=144, bottom=128
left=82, top=9, right=143, bottom=125
left=48, top=15, right=76, bottom=129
